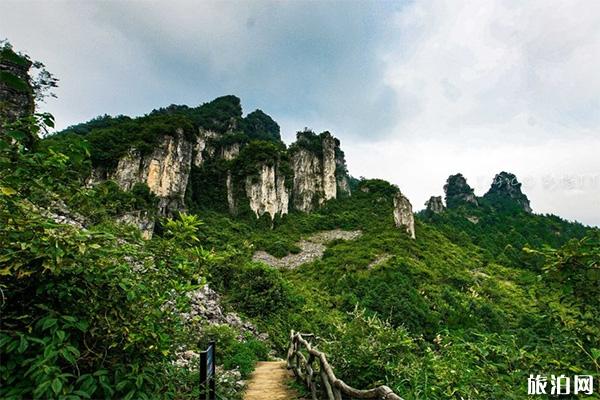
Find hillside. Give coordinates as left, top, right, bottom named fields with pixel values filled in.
left=1, top=43, right=599, bottom=400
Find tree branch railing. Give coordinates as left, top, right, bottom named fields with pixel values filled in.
left=286, top=330, right=404, bottom=400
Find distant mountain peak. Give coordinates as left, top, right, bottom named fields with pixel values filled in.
left=444, top=173, right=478, bottom=208
left=484, top=171, right=532, bottom=213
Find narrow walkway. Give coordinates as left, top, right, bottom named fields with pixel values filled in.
left=244, top=361, right=300, bottom=400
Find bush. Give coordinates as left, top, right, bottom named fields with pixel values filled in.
left=230, top=263, right=292, bottom=317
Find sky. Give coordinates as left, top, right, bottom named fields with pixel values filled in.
left=1, top=0, right=599, bottom=226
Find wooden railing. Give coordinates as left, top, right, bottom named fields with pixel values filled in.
left=286, top=330, right=404, bottom=400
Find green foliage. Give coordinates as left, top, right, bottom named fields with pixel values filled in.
left=0, top=111, right=237, bottom=399
left=192, top=95, right=243, bottom=133
left=356, top=178, right=400, bottom=197
left=163, top=213, right=204, bottom=245
left=242, top=109, right=281, bottom=143
left=54, top=114, right=132, bottom=137
left=325, top=307, right=417, bottom=389
left=5, top=44, right=599, bottom=400
left=288, top=128, right=328, bottom=158
left=0, top=40, right=57, bottom=104
left=229, top=263, right=293, bottom=317
left=201, top=325, right=269, bottom=378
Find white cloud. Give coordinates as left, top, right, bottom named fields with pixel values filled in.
left=347, top=0, right=600, bottom=226
left=1, top=0, right=598, bottom=225
left=382, top=0, right=600, bottom=141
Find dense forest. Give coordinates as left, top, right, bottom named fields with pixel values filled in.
left=1, top=42, right=599, bottom=400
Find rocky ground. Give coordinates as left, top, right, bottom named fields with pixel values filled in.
left=252, top=229, right=362, bottom=269
left=170, top=284, right=269, bottom=372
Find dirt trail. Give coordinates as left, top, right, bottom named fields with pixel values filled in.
left=243, top=361, right=300, bottom=400
left=252, top=229, right=362, bottom=269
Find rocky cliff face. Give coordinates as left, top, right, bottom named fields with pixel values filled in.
left=393, top=192, right=416, bottom=239
left=425, top=196, right=445, bottom=214
left=444, top=173, right=479, bottom=208
left=245, top=164, right=289, bottom=219
left=85, top=98, right=354, bottom=226
left=291, top=131, right=351, bottom=212
left=91, top=129, right=193, bottom=216
left=484, top=172, right=532, bottom=213
left=193, top=129, right=219, bottom=167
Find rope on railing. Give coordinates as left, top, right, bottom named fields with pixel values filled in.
left=286, top=330, right=404, bottom=400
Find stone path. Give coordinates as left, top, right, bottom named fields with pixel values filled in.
left=243, top=361, right=300, bottom=400
left=252, top=229, right=362, bottom=269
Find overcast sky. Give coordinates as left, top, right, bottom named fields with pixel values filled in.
left=2, top=0, right=599, bottom=226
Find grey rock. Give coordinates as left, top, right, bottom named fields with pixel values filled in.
left=444, top=173, right=479, bottom=208
left=484, top=171, right=532, bottom=213
left=393, top=191, right=416, bottom=239
left=425, top=196, right=445, bottom=214
left=291, top=131, right=351, bottom=212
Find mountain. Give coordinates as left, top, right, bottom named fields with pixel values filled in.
left=44, top=95, right=417, bottom=238
left=2, top=43, right=598, bottom=400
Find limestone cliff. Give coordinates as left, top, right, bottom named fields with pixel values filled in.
left=393, top=191, right=416, bottom=239
left=84, top=99, right=352, bottom=225
left=484, top=172, right=532, bottom=213
left=91, top=129, right=193, bottom=216
left=291, top=131, right=351, bottom=212
left=444, top=173, right=478, bottom=208
left=245, top=164, right=289, bottom=219
left=193, top=129, right=219, bottom=167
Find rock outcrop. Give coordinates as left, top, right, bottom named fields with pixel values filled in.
left=245, top=164, right=289, bottom=219
left=444, top=173, right=479, bottom=208
left=116, top=211, right=155, bottom=239
left=484, top=171, right=532, bottom=213
left=87, top=101, right=353, bottom=224
left=193, top=129, right=219, bottom=167
left=425, top=196, right=445, bottom=214
left=91, top=129, right=193, bottom=216
left=0, top=47, right=34, bottom=128
left=393, top=191, right=416, bottom=239
left=291, top=131, right=351, bottom=212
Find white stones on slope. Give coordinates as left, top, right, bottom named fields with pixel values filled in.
left=183, top=284, right=268, bottom=341
left=252, top=229, right=362, bottom=268
left=171, top=284, right=268, bottom=373
left=245, top=164, right=289, bottom=219
left=115, top=210, right=155, bottom=239
left=393, top=192, right=416, bottom=239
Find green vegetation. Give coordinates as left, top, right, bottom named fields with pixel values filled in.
left=2, top=43, right=599, bottom=400
left=0, top=110, right=265, bottom=399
